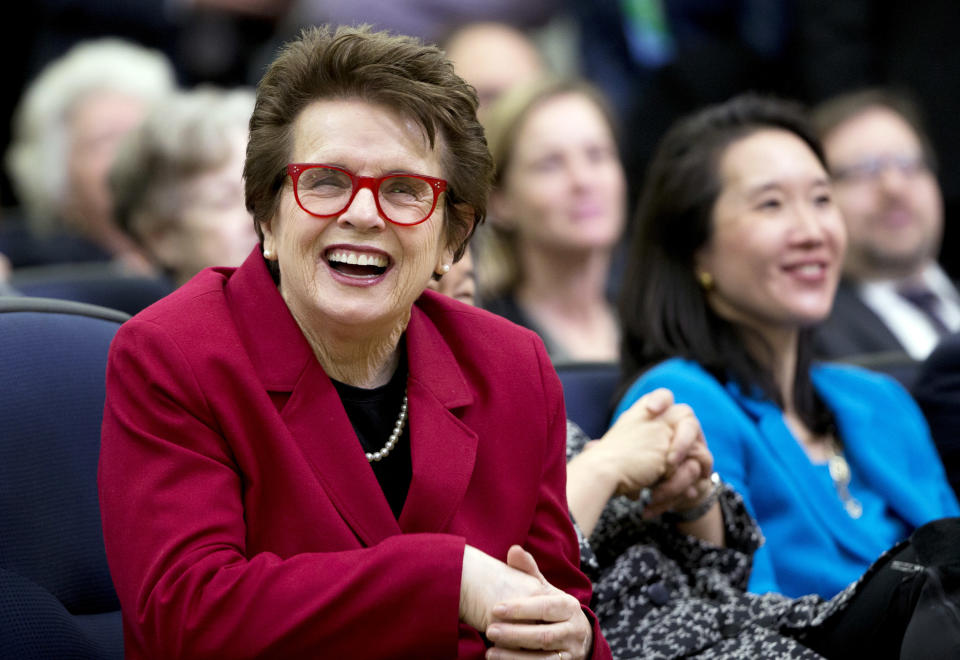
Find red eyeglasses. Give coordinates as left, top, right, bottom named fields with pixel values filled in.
left=287, top=163, right=448, bottom=226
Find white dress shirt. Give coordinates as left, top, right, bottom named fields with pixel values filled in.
left=857, top=262, right=960, bottom=360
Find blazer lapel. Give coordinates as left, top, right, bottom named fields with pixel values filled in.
left=225, top=260, right=480, bottom=541
left=729, top=382, right=884, bottom=564
left=397, top=302, right=478, bottom=533
left=225, top=252, right=400, bottom=546
left=840, top=285, right=904, bottom=352
left=818, top=282, right=905, bottom=355
left=282, top=361, right=401, bottom=546
left=812, top=367, right=932, bottom=528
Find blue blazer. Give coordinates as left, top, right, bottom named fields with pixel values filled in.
left=613, top=358, right=959, bottom=599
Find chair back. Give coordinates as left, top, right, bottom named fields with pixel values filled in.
left=10, top=262, right=174, bottom=316
left=839, top=350, right=921, bottom=390
left=0, top=296, right=128, bottom=659
left=554, top=361, right=621, bottom=440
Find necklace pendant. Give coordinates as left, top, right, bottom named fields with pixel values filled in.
left=845, top=498, right=863, bottom=519
left=826, top=450, right=861, bottom=518
left=828, top=454, right=850, bottom=483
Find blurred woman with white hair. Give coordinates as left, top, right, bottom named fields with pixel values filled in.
left=110, top=85, right=259, bottom=286
left=5, top=37, right=176, bottom=271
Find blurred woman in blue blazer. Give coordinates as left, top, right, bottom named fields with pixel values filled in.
left=612, top=93, right=959, bottom=600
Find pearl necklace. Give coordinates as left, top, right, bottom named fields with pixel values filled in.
left=366, top=388, right=408, bottom=462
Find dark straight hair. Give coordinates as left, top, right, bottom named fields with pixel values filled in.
left=618, top=92, right=835, bottom=435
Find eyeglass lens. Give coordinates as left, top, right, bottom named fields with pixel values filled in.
left=834, top=154, right=928, bottom=182
left=296, top=166, right=438, bottom=224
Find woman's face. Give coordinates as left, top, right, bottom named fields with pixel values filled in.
left=65, top=91, right=148, bottom=232
left=495, top=92, right=626, bottom=253
left=262, top=99, right=453, bottom=334
left=696, top=129, right=847, bottom=334
left=156, top=128, right=258, bottom=284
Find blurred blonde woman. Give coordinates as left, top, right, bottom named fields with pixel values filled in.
left=478, top=76, right=626, bottom=362
left=110, top=85, right=259, bottom=286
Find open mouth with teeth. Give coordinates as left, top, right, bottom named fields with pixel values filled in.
left=782, top=261, right=831, bottom=283
left=326, top=248, right=390, bottom=278
left=787, top=263, right=825, bottom=275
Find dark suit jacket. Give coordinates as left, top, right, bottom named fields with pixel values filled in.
left=813, top=280, right=931, bottom=388
left=812, top=280, right=905, bottom=359
left=913, top=331, right=960, bottom=499
left=99, top=251, right=609, bottom=659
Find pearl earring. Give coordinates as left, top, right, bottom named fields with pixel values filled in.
left=263, top=248, right=274, bottom=260
left=440, top=264, right=451, bottom=274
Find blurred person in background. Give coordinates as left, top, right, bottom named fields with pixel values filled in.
left=442, top=21, right=547, bottom=123
left=4, top=38, right=177, bottom=272
left=913, top=330, right=960, bottom=500
left=0, top=251, right=14, bottom=295
left=479, top=77, right=626, bottom=362
left=282, top=0, right=559, bottom=47
left=426, top=242, right=476, bottom=305
left=614, top=92, right=958, bottom=601
left=110, top=85, right=259, bottom=287
left=811, top=89, right=960, bottom=364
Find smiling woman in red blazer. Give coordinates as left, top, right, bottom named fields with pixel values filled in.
left=98, top=25, right=609, bottom=660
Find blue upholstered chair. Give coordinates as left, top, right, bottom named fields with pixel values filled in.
left=838, top=350, right=921, bottom=390
left=10, top=262, right=174, bottom=317
left=554, top=360, right=621, bottom=440
left=0, top=296, right=128, bottom=659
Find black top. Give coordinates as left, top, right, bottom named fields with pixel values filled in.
left=483, top=293, right=565, bottom=359
left=331, top=353, right=411, bottom=519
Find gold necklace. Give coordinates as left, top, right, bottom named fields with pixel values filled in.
left=826, top=438, right=863, bottom=519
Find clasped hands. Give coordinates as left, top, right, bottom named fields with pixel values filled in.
left=585, top=387, right=714, bottom=518
left=460, top=544, right=592, bottom=660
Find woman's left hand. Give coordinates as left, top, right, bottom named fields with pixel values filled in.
left=642, top=405, right=714, bottom=518
left=483, top=546, right=592, bottom=660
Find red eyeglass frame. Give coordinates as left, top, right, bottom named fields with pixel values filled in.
left=286, top=163, right=448, bottom=226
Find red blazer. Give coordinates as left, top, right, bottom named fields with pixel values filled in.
left=99, top=251, right=610, bottom=659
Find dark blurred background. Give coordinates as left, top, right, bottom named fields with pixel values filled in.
left=2, top=0, right=959, bottom=275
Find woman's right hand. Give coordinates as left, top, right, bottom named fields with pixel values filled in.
left=459, top=544, right=553, bottom=632
left=567, top=388, right=704, bottom=537
left=484, top=546, right=593, bottom=659
left=586, top=388, right=678, bottom=498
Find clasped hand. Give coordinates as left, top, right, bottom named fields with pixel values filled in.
left=460, top=545, right=592, bottom=660
left=590, top=388, right=714, bottom=517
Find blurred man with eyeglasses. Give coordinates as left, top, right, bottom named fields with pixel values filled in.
left=811, top=88, right=960, bottom=371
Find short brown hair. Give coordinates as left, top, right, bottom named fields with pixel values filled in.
left=811, top=87, right=938, bottom=173
left=245, top=24, right=493, bottom=277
